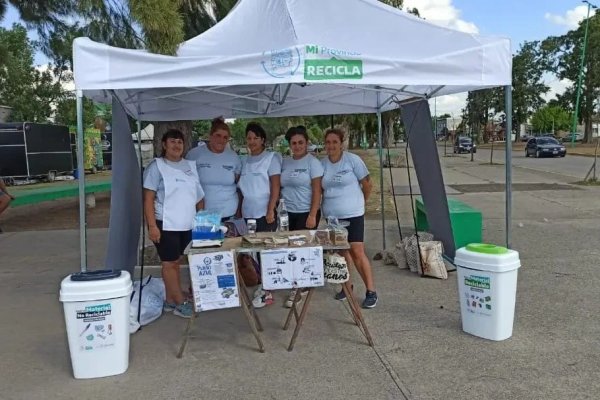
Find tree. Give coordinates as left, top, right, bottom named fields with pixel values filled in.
left=54, top=97, right=97, bottom=128
left=0, top=25, right=65, bottom=122
left=462, top=89, right=496, bottom=143
left=510, top=41, right=550, bottom=138
left=542, top=13, right=600, bottom=143
left=464, top=41, right=549, bottom=141
left=530, top=105, right=571, bottom=134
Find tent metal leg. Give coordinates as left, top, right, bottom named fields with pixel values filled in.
left=504, top=85, right=513, bottom=249
left=376, top=99, right=385, bottom=250
left=76, top=91, right=87, bottom=272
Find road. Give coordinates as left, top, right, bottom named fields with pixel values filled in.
left=439, top=144, right=597, bottom=180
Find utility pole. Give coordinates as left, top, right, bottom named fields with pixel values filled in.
left=571, top=0, right=598, bottom=147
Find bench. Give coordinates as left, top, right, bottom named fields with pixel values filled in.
left=415, top=196, right=482, bottom=250
left=10, top=181, right=111, bottom=207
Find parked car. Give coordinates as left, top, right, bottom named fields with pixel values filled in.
left=525, top=137, right=566, bottom=158
left=454, top=137, right=476, bottom=154
left=561, top=133, right=584, bottom=143
left=520, top=134, right=533, bottom=142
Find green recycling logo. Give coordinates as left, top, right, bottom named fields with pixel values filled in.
left=304, top=58, right=363, bottom=80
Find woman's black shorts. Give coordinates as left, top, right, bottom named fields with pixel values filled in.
left=153, top=220, right=191, bottom=262
left=340, top=215, right=365, bottom=243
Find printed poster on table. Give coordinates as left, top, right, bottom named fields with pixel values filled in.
left=188, top=251, right=240, bottom=312
left=260, top=246, right=324, bottom=290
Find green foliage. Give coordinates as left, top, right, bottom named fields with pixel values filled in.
left=180, top=0, right=238, bottom=40
left=130, top=0, right=184, bottom=55
left=307, top=125, right=323, bottom=144
left=530, top=105, right=571, bottom=133
left=0, top=24, right=65, bottom=122
left=510, top=41, right=550, bottom=132
left=54, top=97, right=98, bottom=128
left=463, top=41, right=549, bottom=140
left=542, top=13, right=600, bottom=142
left=192, top=120, right=211, bottom=141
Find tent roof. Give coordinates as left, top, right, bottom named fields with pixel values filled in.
left=73, top=0, right=511, bottom=121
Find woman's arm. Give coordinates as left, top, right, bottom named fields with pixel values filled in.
left=306, top=177, right=322, bottom=228
left=143, top=189, right=160, bottom=243
left=360, top=175, right=372, bottom=202
left=196, top=199, right=205, bottom=211
left=266, top=174, right=281, bottom=224
left=0, top=179, right=14, bottom=199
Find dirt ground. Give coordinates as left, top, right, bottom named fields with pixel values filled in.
left=0, top=151, right=394, bottom=232
left=0, top=193, right=111, bottom=232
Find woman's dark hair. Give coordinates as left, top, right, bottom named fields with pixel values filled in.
left=210, top=116, right=230, bottom=135
left=324, top=128, right=345, bottom=143
left=286, top=125, right=309, bottom=142
left=161, top=128, right=185, bottom=156
left=245, top=122, right=267, bottom=146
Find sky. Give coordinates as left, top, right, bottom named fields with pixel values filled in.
left=1, top=0, right=597, bottom=116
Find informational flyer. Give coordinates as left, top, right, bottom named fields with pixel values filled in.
left=75, top=302, right=115, bottom=352
left=188, top=251, right=240, bottom=312
left=260, top=246, right=324, bottom=290
left=461, top=273, right=493, bottom=317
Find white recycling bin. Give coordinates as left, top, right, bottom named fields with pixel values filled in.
left=455, top=244, right=520, bottom=341
left=59, top=270, right=132, bottom=379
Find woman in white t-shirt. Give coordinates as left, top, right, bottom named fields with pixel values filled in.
left=238, top=122, right=282, bottom=231
left=321, top=128, right=377, bottom=309
left=281, top=125, right=323, bottom=230
left=238, top=122, right=282, bottom=308
left=186, top=118, right=241, bottom=220
left=143, top=129, right=205, bottom=319
left=280, top=126, right=324, bottom=308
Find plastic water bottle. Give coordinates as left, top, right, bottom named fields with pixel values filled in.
left=278, top=199, right=289, bottom=232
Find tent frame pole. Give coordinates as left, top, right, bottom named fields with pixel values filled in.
left=76, top=90, right=87, bottom=272
left=376, top=92, right=385, bottom=250
left=504, top=85, right=513, bottom=249
left=136, top=119, right=143, bottom=264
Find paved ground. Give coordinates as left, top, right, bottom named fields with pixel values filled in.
left=2, top=149, right=600, bottom=399
left=448, top=144, right=597, bottom=180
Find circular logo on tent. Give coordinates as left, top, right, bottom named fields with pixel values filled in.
left=261, top=47, right=301, bottom=78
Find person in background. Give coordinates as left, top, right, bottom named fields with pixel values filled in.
left=143, top=129, right=205, bottom=318
left=237, top=122, right=281, bottom=308
left=321, top=128, right=378, bottom=309
left=186, top=117, right=241, bottom=220
left=0, top=178, right=15, bottom=233
left=280, top=125, right=324, bottom=308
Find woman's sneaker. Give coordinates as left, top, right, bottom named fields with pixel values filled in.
left=163, top=302, right=177, bottom=313
left=253, top=284, right=264, bottom=298
left=284, top=288, right=308, bottom=308
left=173, top=301, right=194, bottom=318
left=334, top=284, right=353, bottom=301
left=252, top=290, right=274, bottom=308
left=362, top=290, right=378, bottom=309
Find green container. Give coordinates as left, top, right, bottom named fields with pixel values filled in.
left=415, top=196, right=482, bottom=250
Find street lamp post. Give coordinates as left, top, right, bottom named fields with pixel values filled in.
left=571, top=0, right=598, bottom=146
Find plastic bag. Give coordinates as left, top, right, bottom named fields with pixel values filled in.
left=193, top=210, right=223, bottom=240
left=129, top=276, right=166, bottom=333
left=403, top=232, right=434, bottom=272
left=417, top=241, right=448, bottom=279
left=224, top=217, right=248, bottom=237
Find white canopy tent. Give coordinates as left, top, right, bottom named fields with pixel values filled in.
left=73, top=0, right=513, bottom=271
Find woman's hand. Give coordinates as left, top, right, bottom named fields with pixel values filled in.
left=266, top=209, right=276, bottom=224
left=305, top=214, right=317, bottom=229
left=148, top=226, right=161, bottom=243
